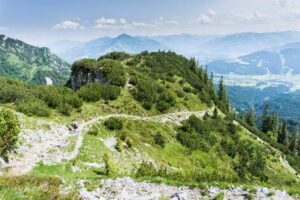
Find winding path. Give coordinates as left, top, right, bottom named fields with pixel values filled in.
left=2, top=107, right=299, bottom=180
left=2, top=108, right=214, bottom=176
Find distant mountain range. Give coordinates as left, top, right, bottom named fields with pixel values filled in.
left=208, top=42, right=300, bottom=75
left=0, top=35, right=70, bottom=85
left=51, top=34, right=168, bottom=63
left=48, top=31, right=300, bottom=64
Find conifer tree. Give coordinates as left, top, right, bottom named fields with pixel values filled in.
left=204, top=65, right=209, bottom=84
left=278, top=122, right=289, bottom=147
left=289, top=128, right=298, bottom=153
left=213, top=108, right=218, bottom=119
left=246, top=108, right=255, bottom=127
left=218, top=76, right=229, bottom=111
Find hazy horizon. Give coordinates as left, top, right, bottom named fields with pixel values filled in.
left=2, top=0, right=300, bottom=45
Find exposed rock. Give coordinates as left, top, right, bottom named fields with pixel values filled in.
left=79, top=177, right=295, bottom=200
left=71, top=69, right=108, bottom=90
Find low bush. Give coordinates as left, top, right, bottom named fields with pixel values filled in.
left=16, top=97, right=51, bottom=117
left=104, top=118, right=123, bottom=130
left=77, top=82, right=120, bottom=102
left=154, top=132, right=166, bottom=147
left=0, top=109, right=20, bottom=156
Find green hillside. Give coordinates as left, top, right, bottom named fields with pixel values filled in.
left=0, top=51, right=299, bottom=199
left=0, top=35, right=71, bottom=85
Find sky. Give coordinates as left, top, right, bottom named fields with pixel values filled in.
left=1, top=0, right=300, bottom=45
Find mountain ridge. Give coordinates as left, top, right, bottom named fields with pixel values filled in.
left=0, top=34, right=71, bottom=85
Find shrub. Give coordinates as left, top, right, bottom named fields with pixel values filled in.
left=16, top=97, right=51, bottom=117
left=136, top=161, right=157, bottom=177
left=103, top=153, right=116, bottom=176
left=100, top=59, right=127, bottom=87
left=115, top=137, right=123, bottom=152
left=0, top=109, right=20, bottom=156
left=98, top=52, right=130, bottom=61
left=77, top=83, right=120, bottom=102
left=126, top=139, right=133, bottom=148
left=183, top=87, right=192, bottom=93
left=154, top=132, right=166, bottom=147
left=87, top=125, right=99, bottom=136
left=57, top=103, right=72, bottom=116
left=175, top=90, right=185, bottom=98
left=104, top=118, right=123, bottom=130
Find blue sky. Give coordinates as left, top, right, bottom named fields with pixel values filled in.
left=1, top=0, right=300, bottom=45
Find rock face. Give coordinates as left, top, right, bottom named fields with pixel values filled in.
left=70, top=69, right=107, bottom=90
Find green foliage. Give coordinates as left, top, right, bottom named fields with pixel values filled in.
left=136, top=162, right=157, bottom=178
left=183, top=87, right=192, bottom=93
left=213, top=192, right=224, bottom=200
left=176, top=115, right=222, bottom=152
left=234, top=140, right=267, bottom=181
left=103, top=153, right=117, bottom=176
left=0, top=175, right=79, bottom=200
left=131, top=75, right=175, bottom=112
left=0, top=78, right=82, bottom=116
left=87, top=125, right=99, bottom=136
left=16, top=97, right=51, bottom=117
left=0, top=109, right=19, bottom=156
left=104, top=118, right=123, bottom=130
left=278, top=122, right=289, bottom=147
left=126, top=138, right=133, bottom=148
left=175, top=90, right=185, bottom=98
left=246, top=108, right=255, bottom=127
left=100, top=59, right=127, bottom=87
left=77, top=82, right=120, bottom=102
left=154, top=132, right=166, bottom=147
left=98, top=52, right=130, bottom=61
left=115, top=137, right=123, bottom=152
left=0, top=35, right=71, bottom=85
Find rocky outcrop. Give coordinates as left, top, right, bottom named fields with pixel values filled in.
left=70, top=69, right=108, bottom=91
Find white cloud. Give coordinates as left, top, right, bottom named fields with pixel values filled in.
left=95, top=17, right=117, bottom=27
left=120, top=18, right=127, bottom=25
left=54, top=20, right=83, bottom=30
left=197, top=14, right=212, bottom=24
left=227, top=11, right=274, bottom=24
left=208, top=9, right=217, bottom=17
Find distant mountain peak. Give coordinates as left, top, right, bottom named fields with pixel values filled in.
left=116, top=33, right=133, bottom=40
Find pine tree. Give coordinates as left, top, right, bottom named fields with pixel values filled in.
left=270, top=113, right=279, bottom=139
left=278, top=122, right=289, bottom=147
left=213, top=108, right=218, bottom=119
left=218, top=76, right=229, bottom=111
left=289, top=128, right=298, bottom=153
left=245, top=108, right=255, bottom=127
left=261, top=104, right=272, bottom=133
left=204, top=65, right=209, bottom=84
left=263, top=104, right=269, bottom=119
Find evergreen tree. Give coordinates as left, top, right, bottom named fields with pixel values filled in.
left=263, top=104, right=269, bottom=119
left=245, top=108, right=255, bottom=127
left=270, top=113, right=279, bottom=139
left=213, top=108, right=218, bottom=119
left=278, top=122, right=289, bottom=147
left=218, top=76, right=229, bottom=111
left=261, top=104, right=272, bottom=134
left=289, top=128, right=298, bottom=153
left=204, top=65, right=209, bottom=84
